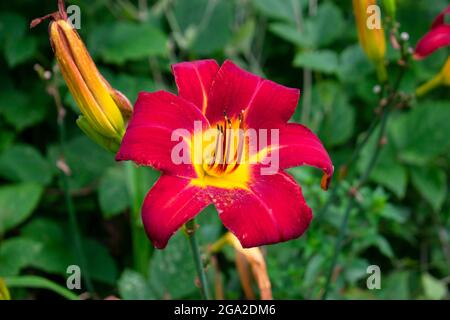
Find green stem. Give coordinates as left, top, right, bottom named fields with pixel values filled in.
left=125, top=162, right=151, bottom=277
left=57, top=114, right=95, bottom=295
left=5, top=276, right=80, bottom=300
left=185, top=219, right=211, bottom=299
left=322, top=108, right=391, bottom=300
left=315, top=115, right=381, bottom=222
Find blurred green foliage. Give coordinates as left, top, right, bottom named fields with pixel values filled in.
left=0, top=0, right=449, bottom=300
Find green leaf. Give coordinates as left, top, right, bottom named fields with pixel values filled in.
left=251, top=0, right=304, bottom=24
left=47, top=135, right=115, bottom=189
left=303, top=254, right=325, bottom=287
left=269, top=22, right=312, bottom=48
left=0, top=12, right=37, bottom=67
left=269, top=3, right=344, bottom=49
left=314, top=82, right=355, bottom=146
left=21, top=218, right=118, bottom=285
left=390, top=101, right=450, bottom=165
left=99, top=165, right=130, bottom=218
left=305, top=2, right=345, bottom=47
left=359, top=125, right=408, bottom=198
left=422, top=273, right=447, bottom=300
left=380, top=204, right=410, bottom=223
left=0, top=145, right=53, bottom=185
left=174, top=0, right=233, bottom=54
left=4, top=275, right=80, bottom=300
left=0, top=12, right=27, bottom=51
left=0, top=183, right=43, bottom=234
left=354, top=234, right=394, bottom=258
left=411, top=166, right=447, bottom=212
left=83, top=239, right=118, bottom=285
left=293, top=50, right=338, bottom=74
left=90, top=22, right=167, bottom=64
left=0, top=90, right=47, bottom=131
left=373, top=235, right=394, bottom=258
left=0, top=238, right=42, bottom=276
left=149, top=232, right=198, bottom=299
left=4, top=36, right=37, bottom=67
left=197, top=205, right=222, bottom=245
left=118, top=269, right=156, bottom=300
left=226, top=19, right=256, bottom=55
left=344, top=258, right=370, bottom=284
left=337, top=45, right=373, bottom=83
left=377, top=271, right=410, bottom=299
left=21, top=218, right=72, bottom=274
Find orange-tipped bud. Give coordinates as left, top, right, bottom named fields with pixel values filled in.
left=353, top=0, right=387, bottom=82
left=49, top=18, right=132, bottom=144
left=33, top=1, right=133, bottom=151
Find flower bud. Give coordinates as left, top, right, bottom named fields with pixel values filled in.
left=353, top=0, right=387, bottom=82
left=0, top=278, right=10, bottom=300
left=40, top=2, right=132, bottom=149
left=76, top=116, right=121, bottom=153
left=383, top=0, right=396, bottom=20
left=416, top=56, right=450, bottom=97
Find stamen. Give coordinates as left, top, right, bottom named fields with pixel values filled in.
left=208, top=124, right=222, bottom=168
left=220, top=114, right=228, bottom=170
left=229, top=110, right=245, bottom=173
left=222, top=118, right=233, bottom=172
left=206, top=110, right=245, bottom=176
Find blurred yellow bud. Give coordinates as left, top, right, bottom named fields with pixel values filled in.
left=353, top=0, right=387, bottom=82
left=383, top=0, right=396, bottom=20
left=0, top=278, right=11, bottom=300
left=49, top=18, right=132, bottom=148
left=416, top=56, right=450, bottom=97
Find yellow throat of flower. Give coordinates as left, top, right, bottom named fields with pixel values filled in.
left=191, top=111, right=251, bottom=190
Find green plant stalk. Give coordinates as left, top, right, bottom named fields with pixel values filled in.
left=125, top=162, right=151, bottom=277
left=57, top=113, right=95, bottom=295
left=322, top=109, right=391, bottom=300
left=321, top=48, right=409, bottom=298
left=315, top=115, right=381, bottom=222
left=185, top=219, right=211, bottom=299
left=4, top=276, right=80, bottom=300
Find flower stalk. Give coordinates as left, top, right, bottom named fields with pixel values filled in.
left=185, top=219, right=211, bottom=300
left=125, top=163, right=152, bottom=277
left=321, top=57, right=409, bottom=299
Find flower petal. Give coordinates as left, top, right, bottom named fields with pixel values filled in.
left=116, top=91, right=209, bottom=178
left=172, top=59, right=219, bottom=114
left=431, top=5, right=450, bottom=29
left=244, top=81, right=300, bottom=129
left=414, top=6, right=450, bottom=60
left=414, top=25, right=450, bottom=60
left=142, top=175, right=211, bottom=249
left=209, top=170, right=312, bottom=248
left=256, top=123, right=333, bottom=189
left=206, top=60, right=298, bottom=127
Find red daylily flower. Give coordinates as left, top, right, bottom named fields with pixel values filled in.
left=414, top=5, right=450, bottom=60
left=116, top=59, right=333, bottom=249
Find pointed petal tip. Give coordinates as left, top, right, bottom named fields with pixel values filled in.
left=320, top=173, right=332, bottom=191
